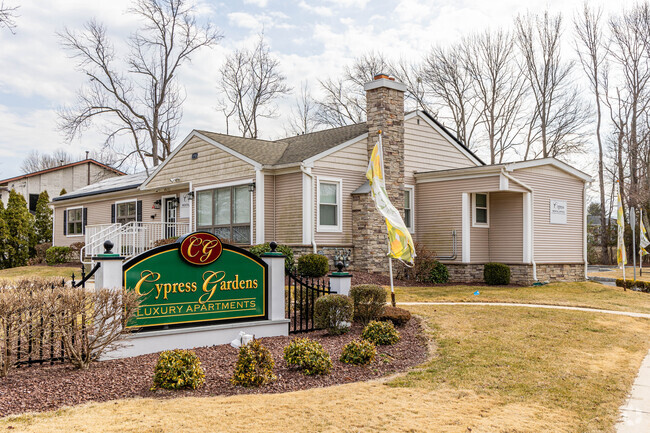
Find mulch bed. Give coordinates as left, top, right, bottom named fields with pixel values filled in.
left=0, top=319, right=427, bottom=417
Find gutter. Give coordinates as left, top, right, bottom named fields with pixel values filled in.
left=300, top=164, right=317, bottom=253
left=501, top=169, right=537, bottom=281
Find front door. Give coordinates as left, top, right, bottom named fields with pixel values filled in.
left=164, top=197, right=177, bottom=238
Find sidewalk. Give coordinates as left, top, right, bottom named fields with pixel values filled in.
left=396, top=301, right=650, bottom=430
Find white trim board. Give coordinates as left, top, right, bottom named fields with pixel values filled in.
left=316, top=176, right=343, bottom=233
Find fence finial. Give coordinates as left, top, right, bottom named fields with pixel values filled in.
left=103, top=240, right=114, bottom=254
left=269, top=241, right=277, bottom=253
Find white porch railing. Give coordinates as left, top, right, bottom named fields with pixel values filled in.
left=82, top=222, right=191, bottom=263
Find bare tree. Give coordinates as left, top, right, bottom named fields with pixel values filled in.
left=20, top=149, right=117, bottom=173
left=515, top=10, right=589, bottom=160
left=285, top=81, right=320, bottom=135
left=422, top=43, right=480, bottom=150
left=219, top=35, right=291, bottom=138
left=0, top=1, right=18, bottom=33
left=464, top=29, right=527, bottom=163
left=575, top=3, right=609, bottom=263
left=58, top=0, right=221, bottom=172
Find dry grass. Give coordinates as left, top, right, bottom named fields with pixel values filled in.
left=3, top=304, right=649, bottom=433
left=0, top=266, right=78, bottom=281
left=590, top=266, right=650, bottom=282
left=394, top=280, right=650, bottom=314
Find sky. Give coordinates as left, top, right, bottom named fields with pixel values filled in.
left=0, top=0, right=640, bottom=183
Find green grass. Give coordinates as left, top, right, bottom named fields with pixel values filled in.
left=0, top=265, right=80, bottom=281
left=394, top=280, right=650, bottom=314
left=391, top=304, right=650, bottom=432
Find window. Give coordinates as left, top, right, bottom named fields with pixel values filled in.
left=197, top=185, right=251, bottom=244
left=318, top=178, right=341, bottom=232
left=404, top=187, right=414, bottom=232
left=29, top=194, right=39, bottom=213
left=473, top=193, right=489, bottom=227
left=116, top=201, right=137, bottom=225
left=66, top=207, right=83, bottom=235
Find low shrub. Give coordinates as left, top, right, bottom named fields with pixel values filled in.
left=33, top=242, right=52, bottom=264
left=349, top=285, right=386, bottom=325
left=249, top=242, right=295, bottom=272
left=379, top=305, right=412, bottom=327
left=45, top=246, right=72, bottom=265
left=340, top=340, right=376, bottom=365
left=398, top=243, right=449, bottom=283
left=297, top=253, right=329, bottom=278
left=283, top=338, right=332, bottom=375
left=314, top=294, right=353, bottom=335
left=484, top=262, right=511, bottom=285
left=616, top=279, right=650, bottom=292
left=361, top=320, right=400, bottom=345
left=232, top=340, right=276, bottom=387
left=151, top=349, right=205, bottom=390
left=153, top=237, right=178, bottom=247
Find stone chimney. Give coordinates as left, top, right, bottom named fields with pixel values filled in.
left=351, top=74, right=406, bottom=273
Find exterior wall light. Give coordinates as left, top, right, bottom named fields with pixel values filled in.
left=248, top=182, right=256, bottom=192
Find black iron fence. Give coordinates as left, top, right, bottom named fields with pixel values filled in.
left=286, top=271, right=331, bottom=333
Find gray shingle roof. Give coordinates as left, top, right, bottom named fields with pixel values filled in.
left=52, top=172, right=148, bottom=201
left=196, top=123, right=369, bottom=166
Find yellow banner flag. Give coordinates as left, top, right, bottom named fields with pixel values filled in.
left=640, top=211, right=649, bottom=256
left=617, top=182, right=627, bottom=266
left=366, top=134, right=416, bottom=265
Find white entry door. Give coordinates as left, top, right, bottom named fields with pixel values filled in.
left=164, top=197, right=177, bottom=238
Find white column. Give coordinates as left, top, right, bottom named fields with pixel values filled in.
left=255, top=169, right=265, bottom=244
left=523, top=192, right=533, bottom=264
left=261, top=250, right=285, bottom=322
left=302, top=169, right=313, bottom=245
left=461, top=192, right=471, bottom=263
left=330, top=273, right=352, bottom=296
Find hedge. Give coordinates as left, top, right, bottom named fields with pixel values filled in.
left=484, top=262, right=511, bottom=285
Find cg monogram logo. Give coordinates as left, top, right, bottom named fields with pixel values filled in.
left=179, top=232, right=223, bottom=265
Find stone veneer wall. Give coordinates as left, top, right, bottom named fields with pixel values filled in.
left=445, top=263, right=586, bottom=285
left=287, top=245, right=357, bottom=272
left=351, top=193, right=387, bottom=272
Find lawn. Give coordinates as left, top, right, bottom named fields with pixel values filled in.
left=0, top=265, right=79, bottom=281
left=3, top=303, right=649, bottom=432
left=394, top=280, right=650, bottom=314
left=589, top=266, right=650, bottom=282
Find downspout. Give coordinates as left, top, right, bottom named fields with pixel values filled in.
left=300, top=164, right=317, bottom=253
left=583, top=181, right=590, bottom=280
left=436, top=230, right=457, bottom=260
left=501, top=169, right=537, bottom=281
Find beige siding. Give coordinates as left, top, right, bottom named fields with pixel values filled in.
left=511, top=166, right=585, bottom=263
left=317, top=137, right=368, bottom=171
left=273, top=172, right=303, bottom=244
left=264, top=174, right=276, bottom=242
left=471, top=223, right=489, bottom=262
left=489, top=192, right=524, bottom=262
left=312, top=167, right=366, bottom=246
left=404, top=115, right=478, bottom=185
left=146, top=136, right=256, bottom=190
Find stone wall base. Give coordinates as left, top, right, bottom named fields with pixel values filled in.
left=444, top=263, right=586, bottom=285
left=285, top=245, right=357, bottom=271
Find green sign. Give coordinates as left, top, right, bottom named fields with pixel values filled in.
left=123, top=232, right=267, bottom=329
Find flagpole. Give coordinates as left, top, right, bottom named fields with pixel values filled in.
left=641, top=208, right=644, bottom=277
left=378, top=130, right=397, bottom=307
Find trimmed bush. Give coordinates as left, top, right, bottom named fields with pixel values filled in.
left=249, top=242, right=295, bottom=272
left=616, top=279, right=650, bottom=292
left=362, top=320, right=400, bottom=345
left=349, top=285, right=386, bottom=325
left=314, top=294, right=353, bottom=335
left=151, top=349, right=205, bottom=390
left=45, top=246, right=72, bottom=265
left=340, top=340, right=376, bottom=365
left=232, top=340, right=276, bottom=387
left=297, top=253, right=329, bottom=278
left=484, top=262, right=511, bottom=285
left=379, top=305, right=412, bottom=327
left=283, top=338, right=332, bottom=375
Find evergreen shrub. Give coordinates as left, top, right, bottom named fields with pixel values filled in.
left=297, top=253, right=329, bottom=277
left=151, top=349, right=205, bottom=390
left=340, top=340, right=376, bottom=365
left=45, top=246, right=72, bottom=265
left=361, top=320, right=400, bottom=345
left=283, top=338, right=332, bottom=375
left=484, top=262, right=511, bottom=285
left=232, top=340, right=276, bottom=387
left=314, top=294, right=353, bottom=335
left=349, top=285, right=386, bottom=324
left=379, top=305, right=412, bottom=327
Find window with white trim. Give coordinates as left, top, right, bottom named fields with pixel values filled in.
left=66, top=207, right=83, bottom=235
left=404, top=187, right=414, bottom=232
left=116, top=201, right=137, bottom=225
left=318, top=178, right=342, bottom=232
left=473, top=193, right=489, bottom=227
left=197, top=185, right=251, bottom=244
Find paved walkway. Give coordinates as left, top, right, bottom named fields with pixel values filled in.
left=397, top=301, right=650, bottom=432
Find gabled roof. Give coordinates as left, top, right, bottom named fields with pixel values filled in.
left=52, top=172, right=147, bottom=202
left=0, top=159, right=124, bottom=185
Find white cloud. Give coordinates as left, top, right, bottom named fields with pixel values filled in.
left=299, top=1, right=333, bottom=17
left=244, top=0, right=269, bottom=7
left=228, top=12, right=261, bottom=29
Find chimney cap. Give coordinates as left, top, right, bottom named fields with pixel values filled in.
left=364, top=75, right=406, bottom=92
left=373, top=73, right=395, bottom=81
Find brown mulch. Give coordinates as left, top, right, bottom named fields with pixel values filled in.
left=0, top=319, right=427, bottom=417
left=351, top=271, right=523, bottom=288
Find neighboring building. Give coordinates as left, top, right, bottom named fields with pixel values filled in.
left=0, top=159, right=124, bottom=211
left=51, top=75, right=592, bottom=284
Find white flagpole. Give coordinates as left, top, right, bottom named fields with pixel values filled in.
left=378, top=130, right=397, bottom=307
left=641, top=208, right=644, bottom=276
